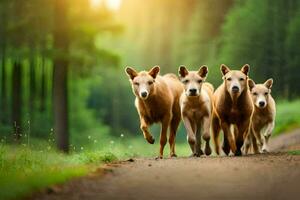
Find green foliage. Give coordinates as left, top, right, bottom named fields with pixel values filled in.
left=0, top=0, right=300, bottom=176
left=288, top=150, right=300, bottom=155
left=274, top=100, right=300, bottom=135
left=0, top=143, right=118, bottom=200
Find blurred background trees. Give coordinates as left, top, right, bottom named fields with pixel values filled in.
left=1, top=0, right=300, bottom=151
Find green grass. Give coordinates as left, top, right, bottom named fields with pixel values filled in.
left=0, top=136, right=190, bottom=200
left=1, top=100, right=300, bottom=200
left=274, top=100, right=300, bottom=136
left=288, top=150, right=300, bottom=155
left=0, top=144, right=117, bottom=200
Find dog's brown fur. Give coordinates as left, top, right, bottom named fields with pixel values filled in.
left=178, top=65, right=214, bottom=157
left=244, top=79, right=276, bottom=154
left=125, top=66, right=184, bottom=158
left=212, top=64, right=253, bottom=156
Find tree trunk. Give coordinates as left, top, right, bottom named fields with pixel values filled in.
left=29, top=55, right=36, bottom=120
left=0, top=1, right=8, bottom=125
left=12, top=62, right=22, bottom=141
left=53, top=0, right=70, bottom=152
left=1, top=48, right=7, bottom=124
left=40, top=56, right=46, bottom=112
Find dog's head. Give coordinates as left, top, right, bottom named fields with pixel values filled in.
left=248, top=78, right=273, bottom=109
left=221, top=64, right=250, bottom=98
left=178, top=65, right=208, bottom=97
left=125, top=66, right=160, bottom=100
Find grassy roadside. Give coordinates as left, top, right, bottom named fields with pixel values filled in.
left=0, top=145, right=117, bottom=200
left=0, top=100, right=300, bottom=200
left=274, top=100, right=300, bottom=135
left=288, top=150, right=300, bottom=155
left=0, top=134, right=192, bottom=200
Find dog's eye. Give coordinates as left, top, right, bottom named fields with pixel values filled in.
left=239, top=78, right=245, bottom=81
left=197, top=80, right=203, bottom=83
left=227, top=77, right=232, bottom=81
left=148, top=81, right=153, bottom=85
left=253, top=92, right=258, bottom=96
left=184, top=79, right=189, bottom=84
left=264, top=92, right=268, bottom=95
left=134, top=82, right=139, bottom=86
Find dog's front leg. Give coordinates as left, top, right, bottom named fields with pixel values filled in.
left=262, top=121, right=274, bottom=152
left=140, top=117, right=155, bottom=144
left=202, top=116, right=212, bottom=156
left=158, top=117, right=170, bottom=159
left=194, top=123, right=203, bottom=157
left=252, top=126, right=263, bottom=153
left=235, top=120, right=251, bottom=156
left=243, top=129, right=252, bottom=154
left=221, top=122, right=236, bottom=155
left=182, top=116, right=196, bottom=154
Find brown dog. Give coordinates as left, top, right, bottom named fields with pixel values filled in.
left=178, top=65, right=213, bottom=157
left=244, top=79, right=276, bottom=154
left=125, top=66, right=183, bottom=158
left=212, top=64, right=253, bottom=156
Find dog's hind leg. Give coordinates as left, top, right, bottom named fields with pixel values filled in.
left=169, top=116, right=180, bottom=158
left=212, top=115, right=221, bottom=155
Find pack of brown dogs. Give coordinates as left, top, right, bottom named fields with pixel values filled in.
left=125, top=64, right=276, bottom=158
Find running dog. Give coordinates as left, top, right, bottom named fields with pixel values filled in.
left=125, top=66, right=183, bottom=158
left=178, top=65, right=213, bottom=157
left=212, top=64, right=253, bottom=156
left=244, top=78, right=276, bottom=154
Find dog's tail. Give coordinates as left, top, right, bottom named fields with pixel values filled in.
left=204, top=82, right=214, bottom=92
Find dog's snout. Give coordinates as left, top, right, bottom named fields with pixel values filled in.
left=141, top=91, right=148, bottom=98
left=189, top=88, right=197, bottom=95
left=259, top=101, right=265, bottom=107
left=232, top=86, right=239, bottom=93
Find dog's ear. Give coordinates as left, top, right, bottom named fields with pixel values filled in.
left=125, top=67, right=138, bottom=80
left=148, top=65, right=160, bottom=79
left=220, top=64, right=230, bottom=76
left=241, top=64, right=250, bottom=76
left=178, top=65, right=189, bottom=78
left=248, top=79, right=256, bottom=91
left=264, top=78, right=273, bottom=89
left=198, top=65, right=208, bottom=78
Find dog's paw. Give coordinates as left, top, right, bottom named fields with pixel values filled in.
left=193, top=150, right=203, bottom=157
left=189, top=153, right=195, bottom=158
left=205, top=146, right=212, bottom=156
left=234, top=149, right=242, bottom=156
left=155, top=155, right=163, bottom=160
left=170, top=153, right=177, bottom=158
left=146, top=136, right=155, bottom=144
left=262, top=148, right=269, bottom=153
left=222, top=145, right=230, bottom=156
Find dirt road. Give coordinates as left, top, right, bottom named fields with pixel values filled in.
left=31, top=131, right=300, bottom=200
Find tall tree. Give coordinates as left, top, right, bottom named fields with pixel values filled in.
left=53, top=0, right=70, bottom=152
left=40, top=57, right=47, bottom=112
left=12, top=62, right=22, bottom=141
left=0, top=0, right=8, bottom=125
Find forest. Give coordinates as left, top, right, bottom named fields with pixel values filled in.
left=1, top=0, right=300, bottom=151
left=1, top=0, right=300, bottom=199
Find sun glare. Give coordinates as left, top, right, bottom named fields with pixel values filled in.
left=90, top=0, right=122, bottom=10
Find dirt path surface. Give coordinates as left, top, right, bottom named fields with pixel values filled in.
left=31, top=132, right=300, bottom=200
